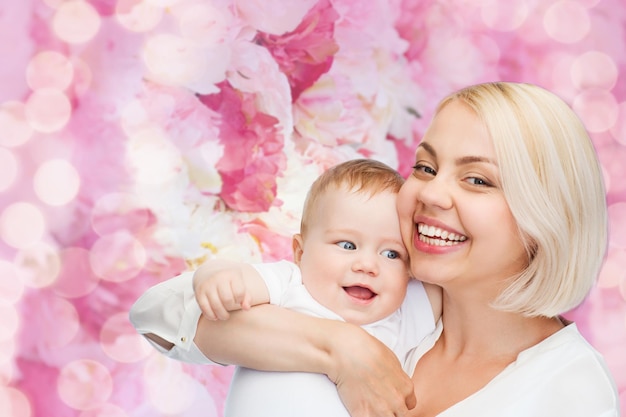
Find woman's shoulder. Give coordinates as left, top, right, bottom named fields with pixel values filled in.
left=507, top=323, right=619, bottom=412
left=436, top=323, right=620, bottom=417
left=517, top=323, right=610, bottom=369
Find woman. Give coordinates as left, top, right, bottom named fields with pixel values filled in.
left=131, top=82, right=619, bottom=416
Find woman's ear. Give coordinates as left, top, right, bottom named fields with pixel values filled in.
left=292, top=234, right=304, bottom=265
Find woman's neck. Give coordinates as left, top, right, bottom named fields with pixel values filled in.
left=438, top=290, right=564, bottom=360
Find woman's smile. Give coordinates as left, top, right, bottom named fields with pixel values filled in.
left=417, top=223, right=467, bottom=245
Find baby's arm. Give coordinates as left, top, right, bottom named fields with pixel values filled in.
left=193, top=259, right=270, bottom=321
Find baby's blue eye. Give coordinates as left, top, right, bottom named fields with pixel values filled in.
left=337, top=241, right=356, bottom=250
left=382, top=249, right=400, bottom=259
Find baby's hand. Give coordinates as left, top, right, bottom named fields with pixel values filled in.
left=193, top=267, right=252, bottom=320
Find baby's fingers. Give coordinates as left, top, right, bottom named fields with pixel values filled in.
left=211, top=287, right=237, bottom=320
left=196, top=291, right=229, bottom=320
left=229, top=278, right=252, bottom=311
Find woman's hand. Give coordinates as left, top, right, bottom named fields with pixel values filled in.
left=327, top=324, right=416, bottom=417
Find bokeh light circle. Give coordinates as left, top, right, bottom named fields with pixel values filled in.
left=0, top=338, right=16, bottom=371
left=570, top=51, right=618, bottom=91
left=480, top=0, right=528, bottom=32
left=43, top=0, right=64, bottom=8
left=24, top=88, right=72, bottom=133
left=578, top=0, right=602, bottom=8
left=100, top=312, right=154, bottom=363
left=79, top=403, right=128, bottom=417
left=0, top=325, right=16, bottom=371
left=143, top=355, right=196, bottom=414
left=53, top=247, right=101, bottom=298
left=535, top=53, right=574, bottom=101
left=26, top=50, right=74, bottom=91
left=90, top=192, right=150, bottom=236
left=0, top=339, right=17, bottom=376
left=609, top=101, right=626, bottom=146
left=543, top=1, right=590, bottom=44
left=89, top=231, right=147, bottom=282
left=115, top=0, right=163, bottom=33
left=572, top=90, right=619, bottom=133
left=33, top=159, right=81, bottom=206
left=0, top=101, right=34, bottom=147
left=608, top=202, right=626, bottom=249
left=57, top=359, right=113, bottom=411
left=0, top=202, right=46, bottom=249
left=0, top=260, right=25, bottom=304
left=126, top=127, right=183, bottom=185
left=0, top=304, right=20, bottom=342
left=0, top=386, right=31, bottom=417
left=14, top=242, right=61, bottom=289
left=52, top=0, right=102, bottom=44
left=0, top=147, right=19, bottom=192
left=39, top=296, right=80, bottom=349
left=598, top=249, right=626, bottom=288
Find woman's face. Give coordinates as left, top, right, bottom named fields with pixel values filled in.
left=397, top=100, right=528, bottom=294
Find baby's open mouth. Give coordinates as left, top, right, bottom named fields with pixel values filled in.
left=343, top=286, right=376, bottom=300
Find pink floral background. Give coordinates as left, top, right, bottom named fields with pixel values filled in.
left=0, top=0, right=625, bottom=416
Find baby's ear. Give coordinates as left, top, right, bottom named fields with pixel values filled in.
left=292, top=234, right=304, bottom=265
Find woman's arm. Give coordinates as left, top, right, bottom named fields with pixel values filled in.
left=194, top=304, right=417, bottom=416
left=130, top=272, right=417, bottom=415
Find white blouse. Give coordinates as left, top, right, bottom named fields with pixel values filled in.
left=403, top=320, right=620, bottom=416
left=129, top=272, right=620, bottom=416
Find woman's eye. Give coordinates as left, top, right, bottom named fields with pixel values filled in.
left=381, top=249, right=400, bottom=259
left=465, top=177, right=491, bottom=187
left=412, top=163, right=436, bottom=176
left=337, top=241, right=356, bottom=250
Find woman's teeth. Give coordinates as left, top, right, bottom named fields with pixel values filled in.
left=418, top=223, right=467, bottom=246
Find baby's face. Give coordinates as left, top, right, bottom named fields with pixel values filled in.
left=295, top=186, right=410, bottom=325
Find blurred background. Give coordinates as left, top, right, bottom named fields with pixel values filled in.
left=0, top=0, right=624, bottom=416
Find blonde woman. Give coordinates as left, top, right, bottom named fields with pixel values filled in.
left=131, top=82, right=619, bottom=416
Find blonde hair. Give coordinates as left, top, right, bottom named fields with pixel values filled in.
left=300, top=159, right=404, bottom=238
left=437, top=82, right=608, bottom=317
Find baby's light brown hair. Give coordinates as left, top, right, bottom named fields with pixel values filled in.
left=300, top=159, right=405, bottom=238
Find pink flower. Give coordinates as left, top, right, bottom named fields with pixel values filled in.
left=388, top=133, right=417, bottom=178
left=234, top=0, right=319, bottom=35
left=226, top=39, right=293, bottom=137
left=238, top=219, right=293, bottom=262
left=293, top=73, right=376, bottom=147
left=87, top=0, right=117, bottom=16
left=199, top=82, right=286, bottom=213
left=394, top=0, right=437, bottom=61
left=254, top=0, right=340, bottom=100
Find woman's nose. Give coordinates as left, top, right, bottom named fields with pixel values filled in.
left=416, top=176, right=453, bottom=210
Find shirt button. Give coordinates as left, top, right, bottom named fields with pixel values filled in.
left=181, top=337, right=187, bottom=342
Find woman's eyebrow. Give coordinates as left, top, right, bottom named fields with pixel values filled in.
left=418, top=142, right=498, bottom=167
left=456, top=155, right=499, bottom=167
left=417, top=142, right=436, bottom=157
